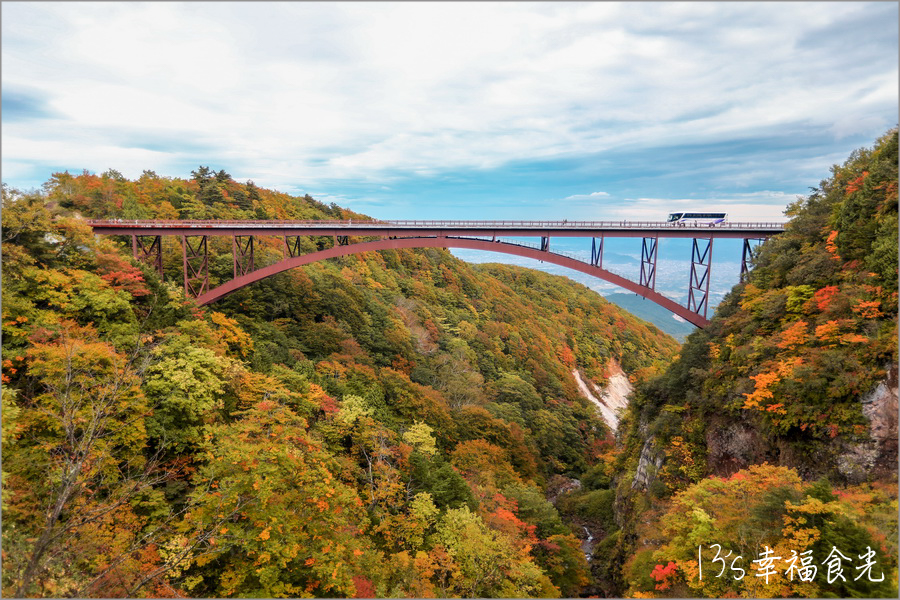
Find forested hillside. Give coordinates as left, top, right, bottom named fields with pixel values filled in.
left=598, top=129, right=898, bottom=597
left=1, top=167, right=677, bottom=597
left=3, top=130, right=897, bottom=599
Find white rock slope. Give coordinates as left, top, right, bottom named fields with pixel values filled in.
left=573, top=360, right=633, bottom=431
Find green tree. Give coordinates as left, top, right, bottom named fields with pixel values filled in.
left=143, top=328, right=232, bottom=454
left=178, top=400, right=374, bottom=598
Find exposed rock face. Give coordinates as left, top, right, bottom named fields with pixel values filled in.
left=631, top=436, right=664, bottom=491
left=863, top=363, right=898, bottom=455
left=704, top=363, right=899, bottom=482
left=571, top=360, right=663, bottom=489
left=839, top=362, right=898, bottom=481
left=836, top=443, right=880, bottom=483
left=546, top=475, right=581, bottom=504
left=573, top=360, right=633, bottom=431
left=706, top=421, right=766, bottom=477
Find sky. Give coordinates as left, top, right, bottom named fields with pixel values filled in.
left=2, top=1, right=898, bottom=316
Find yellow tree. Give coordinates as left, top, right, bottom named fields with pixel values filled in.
left=178, top=399, right=377, bottom=598
left=4, top=322, right=167, bottom=597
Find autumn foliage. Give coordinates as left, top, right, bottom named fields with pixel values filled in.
left=612, top=130, right=898, bottom=597
left=1, top=168, right=678, bottom=597
left=3, top=128, right=896, bottom=598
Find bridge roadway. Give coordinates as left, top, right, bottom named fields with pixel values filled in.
left=88, top=218, right=785, bottom=238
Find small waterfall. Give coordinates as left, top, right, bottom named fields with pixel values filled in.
left=581, top=525, right=594, bottom=561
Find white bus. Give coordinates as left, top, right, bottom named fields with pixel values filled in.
left=667, top=212, right=727, bottom=226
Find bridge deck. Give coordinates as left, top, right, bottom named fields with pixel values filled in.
left=88, top=219, right=785, bottom=239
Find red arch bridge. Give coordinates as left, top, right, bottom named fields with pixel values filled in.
left=88, top=219, right=785, bottom=328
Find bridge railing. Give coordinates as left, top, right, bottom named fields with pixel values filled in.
left=87, top=218, right=787, bottom=230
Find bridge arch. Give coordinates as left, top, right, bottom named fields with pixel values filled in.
left=195, top=236, right=709, bottom=328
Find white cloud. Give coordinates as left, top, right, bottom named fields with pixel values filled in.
left=1, top=1, right=897, bottom=189
left=565, top=192, right=610, bottom=201
left=594, top=193, right=798, bottom=222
